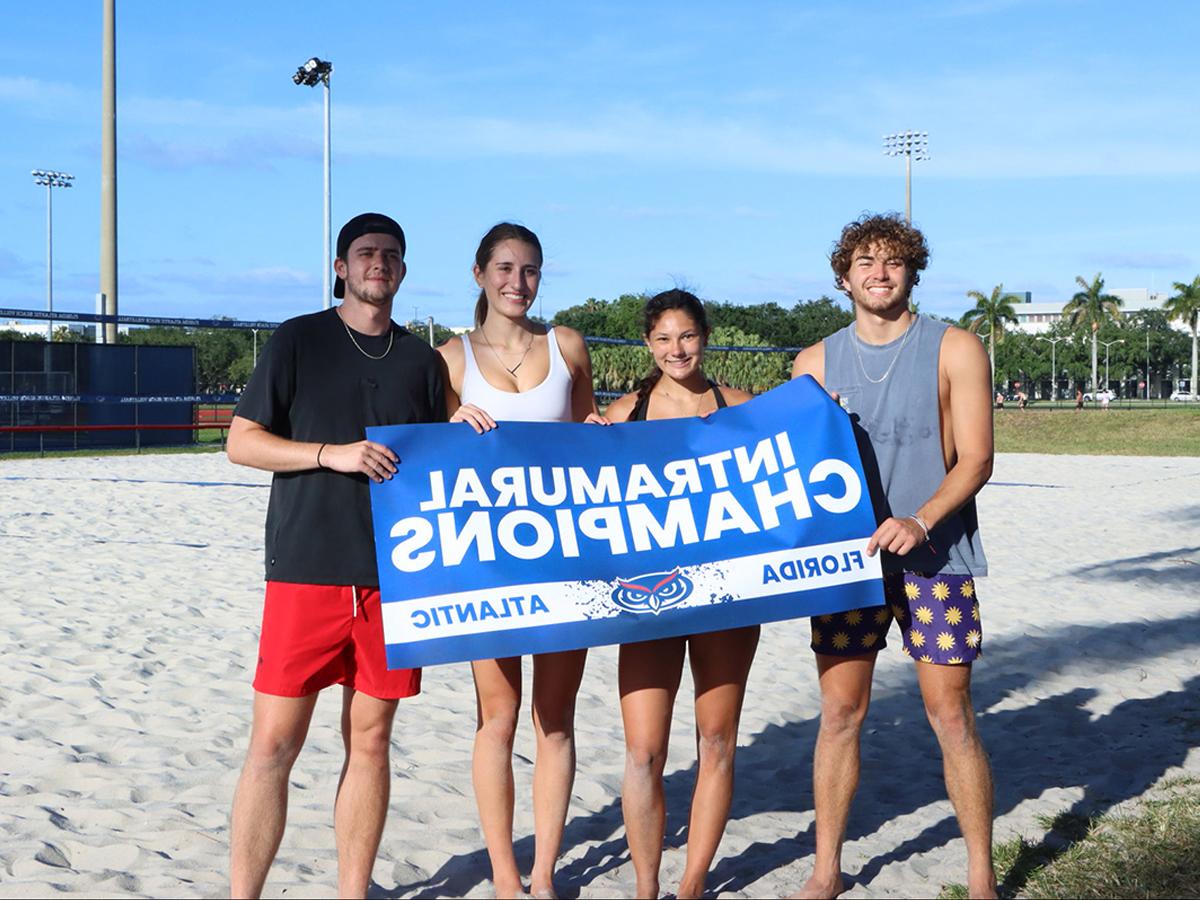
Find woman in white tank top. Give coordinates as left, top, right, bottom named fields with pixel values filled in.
left=436, top=223, right=602, bottom=900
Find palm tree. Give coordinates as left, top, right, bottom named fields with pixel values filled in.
left=961, top=284, right=1020, bottom=387
left=1061, top=273, right=1123, bottom=392
left=1164, top=275, right=1200, bottom=397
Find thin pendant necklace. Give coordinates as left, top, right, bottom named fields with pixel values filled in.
left=852, top=315, right=917, bottom=384
left=339, top=311, right=394, bottom=360
left=481, top=327, right=534, bottom=376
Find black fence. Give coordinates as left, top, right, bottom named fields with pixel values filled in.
left=1, top=341, right=195, bottom=452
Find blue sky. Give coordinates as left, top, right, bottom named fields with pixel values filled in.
left=2, top=0, right=1196, bottom=329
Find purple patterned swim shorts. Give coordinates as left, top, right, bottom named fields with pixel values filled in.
left=809, top=571, right=983, bottom=665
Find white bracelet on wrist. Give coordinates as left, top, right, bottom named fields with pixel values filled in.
left=907, top=513, right=930, bottom=543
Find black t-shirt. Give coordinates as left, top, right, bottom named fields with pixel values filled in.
left=235, top=308, right=446, bottom=586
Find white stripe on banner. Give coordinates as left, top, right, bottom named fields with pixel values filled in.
left=381, top=537, right=880, bottom=644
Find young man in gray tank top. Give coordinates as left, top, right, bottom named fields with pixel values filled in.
left=790, top=214, right=998, bottom=899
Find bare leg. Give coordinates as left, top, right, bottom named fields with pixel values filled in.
left=676, top=626, right=760, bottom=900
left=334, top=687, right=399, bottom=898
left=230, top=691, right=319, bottom=899
left=528, top=649, right=588, bottom=899
left=471, top=657, right=525, bottom=898
left=791, top=653, right=877, bottom=900
left=914, top=662, right=997, bottom=899
left=619, top=637, right=687, bottom=900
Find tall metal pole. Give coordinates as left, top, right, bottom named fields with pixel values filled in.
left=32, top=170, right=73, bottom=341
left=45, top=182, right=53, bottom=341
left=883, top=131, right=928, bottom=225
left=323, top=72, right=331, bottom=310
left=1100, top=338, right=1124, bottom=391
left=1038, top=336, right=1063, bottom=403
left=1145, top=327, right=1151, bottom=400
left=905, top=154, right=912, bottom=224
left=101, top=0, right=118, bottom=344
left=293, top=58, right=334, bottom=310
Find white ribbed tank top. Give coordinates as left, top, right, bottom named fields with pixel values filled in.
left=460, top=327, right=574, bottom=422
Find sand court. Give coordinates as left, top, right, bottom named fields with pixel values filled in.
left=1, top=451, right=1197, bottom=897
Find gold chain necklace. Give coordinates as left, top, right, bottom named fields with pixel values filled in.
left=340, top=313, right=394, bottom=360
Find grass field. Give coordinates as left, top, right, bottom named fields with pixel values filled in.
left=939, top=778, right=1200, bottom=899
left=994, top=407, right=1200, bottom=456
left=5, top=405, right=1199, bottom=460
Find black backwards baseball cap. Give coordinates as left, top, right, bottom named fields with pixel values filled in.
left=333, top=212, right=407, bottom=299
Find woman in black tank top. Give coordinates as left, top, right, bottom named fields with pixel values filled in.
left=602, top=290, right=758, bottom=900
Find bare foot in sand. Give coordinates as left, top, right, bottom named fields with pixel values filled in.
left=967, top=876, right=998, bottom=899
left=492, top=879, right=527, bottom=899
left=787, top=872, right=845, bottom=899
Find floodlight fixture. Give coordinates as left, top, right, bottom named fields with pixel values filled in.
left=293, top=56, right=332, bottom=87
left=31, top=169, right=75, bottom=340
left=292, top=56, right=334, bottom=308
left=882, top=131, right=929, bottom=223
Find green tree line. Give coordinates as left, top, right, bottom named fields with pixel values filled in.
left=551, top=294, right=852, bottom=395
left=956, top=273, right=1199, bottom=398
left=5, top=274, right=1194, bottom=399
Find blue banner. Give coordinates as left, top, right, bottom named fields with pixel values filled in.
left=368, top=376, right=884, bottom=668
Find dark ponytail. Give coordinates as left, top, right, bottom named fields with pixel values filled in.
left=473, top=222, right=543, bottom=327
left=633, top=367, right=664, bottom=413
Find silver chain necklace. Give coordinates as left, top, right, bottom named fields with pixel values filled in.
left=340, top=313, right=394, bottom=360
left=480, top=327, right=534, bottom=376
left=851, top=315, right=917, bottom=384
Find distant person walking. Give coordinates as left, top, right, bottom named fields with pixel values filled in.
left=790, top=213, right=997, bottom=899
left=1076, top=387, right=1085, bottom=411
left=226, top=213, right=446, bottom=899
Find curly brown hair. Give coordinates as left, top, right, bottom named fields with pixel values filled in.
left=829, top=213, right=930, bottom=293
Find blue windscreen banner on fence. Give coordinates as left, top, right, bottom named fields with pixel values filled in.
left=366, top=376, right=884, bottom=669
left=0, top=394, right=239, bottom=404
left=0, top=307, right=280, bottom=330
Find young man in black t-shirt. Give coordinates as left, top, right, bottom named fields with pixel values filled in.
left=226, top=213, right=445, bottom=898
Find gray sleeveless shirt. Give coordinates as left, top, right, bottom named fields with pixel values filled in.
left=823, top=315, right=987, bottom=577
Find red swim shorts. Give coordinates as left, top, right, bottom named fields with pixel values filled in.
left=253, top=581, right=421, bottom=700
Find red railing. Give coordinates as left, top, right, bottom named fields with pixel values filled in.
left=0, top=420, right=233, bottom=456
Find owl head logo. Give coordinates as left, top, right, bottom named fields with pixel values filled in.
left=610, top=568, right=693, bottom=615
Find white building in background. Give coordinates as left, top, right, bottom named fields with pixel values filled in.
left=1009, top=288, right=1185, bottom=335
left=1, top=320, right=92, bottom=340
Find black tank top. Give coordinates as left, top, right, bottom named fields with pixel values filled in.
left=628, top=379, right=728, bottom=421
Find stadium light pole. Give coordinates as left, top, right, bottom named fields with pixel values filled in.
left=31, top=170, right=74, bottom=341
left=1037, top=335, right=1063, bottom=403
left=293, top=57, right=333, bottom=309
left=883, top=131, right=928, bottom=224
left=1100, top=338, right=1124, bottom=392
